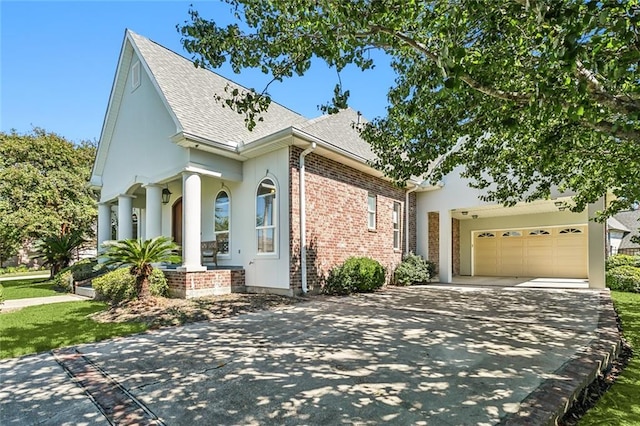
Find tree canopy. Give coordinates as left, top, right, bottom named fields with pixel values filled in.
left=179, top=0, right=639, bottom=216
left=0, top=129, right=97, bottom=261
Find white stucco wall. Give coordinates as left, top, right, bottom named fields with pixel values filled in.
left=99, top=51, right=187, bottom=202
left=414, top=166, right=604, bottom=285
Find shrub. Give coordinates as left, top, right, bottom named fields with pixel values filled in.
left=70, top=258, right=108, bottom=282
left=148, top=268, right=169, bottom=298
left=93, top=268, right=168, bottom=303
left=323, top=257, right=385, bottom=295
left=606, top=254, right=640, bottom=270
left=606, top=265, right=640, bottom=293
left=394, top=253, right=437, bottom=286
left=52, top=270, right=74, bottom=292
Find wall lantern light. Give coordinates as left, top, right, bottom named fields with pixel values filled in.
left=162, top=187, right=172, bottom=204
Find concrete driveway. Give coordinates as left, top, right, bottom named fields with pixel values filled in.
left=0, top=286, right=619, bottom=425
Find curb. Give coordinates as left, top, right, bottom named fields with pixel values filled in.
left=502, top=290, right=622, bottom=425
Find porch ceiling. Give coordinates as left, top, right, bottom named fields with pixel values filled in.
left=451, top=196, right=575, bottom=220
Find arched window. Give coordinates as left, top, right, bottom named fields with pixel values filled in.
left=215, top=190, right=230, bottom=255
left=256, top=178, right=277, bottom=254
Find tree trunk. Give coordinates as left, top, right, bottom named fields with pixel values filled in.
left=137, top=275, right=151, bottom=299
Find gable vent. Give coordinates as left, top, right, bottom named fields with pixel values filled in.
left=131, top=61, right=141, bottom=90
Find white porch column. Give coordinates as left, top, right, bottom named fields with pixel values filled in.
left=144, top=184, right=162, bottom=239
left=588, top=198, right=606, bottom=289
left=438, top=210, right=453, bottom=283
left=179, top=172, right=205, bottom=271
left=97, top=202, right=112, bottom=253
left=117, top=195, right=134, bottom=240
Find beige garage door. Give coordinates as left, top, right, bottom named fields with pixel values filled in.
left=473, top=226, right=588, bottom=278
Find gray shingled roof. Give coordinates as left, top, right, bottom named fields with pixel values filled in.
left=613, top=209, right=640, bottom=249
left=296, top=108, right=376, bottom=161
left=129, top=31, right=307, bottom=146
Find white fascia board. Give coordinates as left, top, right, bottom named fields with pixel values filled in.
left=172, top=131, right=240, bottom=158
left=184, top=164, right=223, bottom=178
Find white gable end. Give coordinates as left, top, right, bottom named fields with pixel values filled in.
left=98, top=47, right=187, bottom=202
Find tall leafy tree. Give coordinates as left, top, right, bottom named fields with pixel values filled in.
left=179, top=0, right=640, bottom=216
left=100, top=237, right=181, bottom=299
left=0, top=129, right=97, bottom=257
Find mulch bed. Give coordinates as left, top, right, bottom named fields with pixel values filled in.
left=91, top=293, right=310, bottom=329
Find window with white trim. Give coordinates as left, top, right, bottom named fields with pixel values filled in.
left=256, top=179, right=276, bottom=254
left=131, top=61, right=141, bottom=90
left=367, top=193, right=377, bottom=230
left=214, top=190, right=230, bottom=255
left=393, top=202, right=401, bottom=250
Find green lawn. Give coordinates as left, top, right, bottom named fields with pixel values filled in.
left=0, top=301, right=148, bottom=359
left=1, top=278, right=60, bottom=300
left=579, top=291, right=640, bottom=425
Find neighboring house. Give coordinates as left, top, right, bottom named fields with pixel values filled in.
left=90, top=30, right=606, bottom=297
left=608, top=210, right=640, bottom=256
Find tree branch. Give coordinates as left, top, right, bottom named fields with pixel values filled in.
left=584, top=120, right=640, bottom=142
left=366, top=26, right=530, bottom=104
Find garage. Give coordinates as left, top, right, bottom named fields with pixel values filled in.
left=473, top=225, right=588, bottom=278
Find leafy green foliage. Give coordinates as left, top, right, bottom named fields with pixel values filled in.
left=0, top=301, right=147, bottom=359
left=323, top=257, right=385, bottom=295
left=93, top=267, right=168, bottom=304
left=606, top=265, right=640, bottom=293
left=0, top=129, right=97, bottom=254
left=33, top=231, right=87, bottom=278
left=394, top=252, right=437, bottom=286
left=180, top=1, right=640, bottom=217
left=606, top=254, right=640, bottom=270
left=52, top=270, right=74, bottom=292
left=100, top=236, right=180, bottom=299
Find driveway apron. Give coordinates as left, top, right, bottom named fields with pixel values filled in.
left=0, top=286, right=614, bottom=425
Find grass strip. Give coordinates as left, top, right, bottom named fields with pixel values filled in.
left=0, top=301, right=147, bottom=359
left=579, top=291, right=640, bottom=425
left=1, top=279, right=60, bottom=300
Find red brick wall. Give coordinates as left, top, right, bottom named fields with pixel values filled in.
left=428, top=212, right=439, bottom=270
left=427, top=213, right=460, bottom=276
left=164, top=269, right=245, bottom=297
left=452, top=218, right=460, bottom=276
left=290, top=147, right=413, bottom=292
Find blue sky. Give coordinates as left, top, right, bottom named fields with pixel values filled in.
left=1, top=1, right=394, bottom=144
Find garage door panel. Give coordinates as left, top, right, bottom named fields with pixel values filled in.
left=474, top=226, right=587, bottom=278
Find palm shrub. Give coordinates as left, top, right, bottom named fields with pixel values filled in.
left=93, top=268, right=169, bottom=303
left=323, top=257, right=385, bottom=295
left=100, top=236, right=180, bottom=300
left=394, top=253, right=437, bottom=286
left=33, top=230, right=87, bottom=279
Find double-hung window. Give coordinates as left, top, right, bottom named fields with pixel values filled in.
left=367, top=193, right=377, bottom=230
left=393, top=202, right=401, bottom=250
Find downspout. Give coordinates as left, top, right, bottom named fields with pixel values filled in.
left=299, top=142, right=317, bottom=294
left=405, top=185, right=419, bottom=254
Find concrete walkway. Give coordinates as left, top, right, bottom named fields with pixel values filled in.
left=0, top=272, right=50, bottom=282
left=1, top=294, right=91, bottom=311
left=0, top=286, right=620, bottom=425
